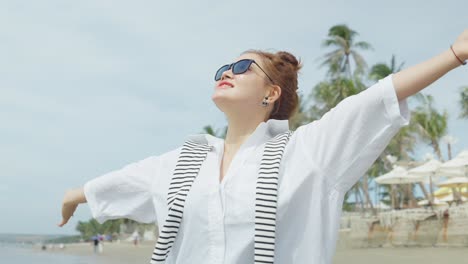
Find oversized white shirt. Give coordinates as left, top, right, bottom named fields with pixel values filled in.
left=84, top=74, right=410, bottom=264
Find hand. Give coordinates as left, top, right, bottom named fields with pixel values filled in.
left=452, top=29, right=468, bottom=62
left=58, top=188, right=85, bottom=227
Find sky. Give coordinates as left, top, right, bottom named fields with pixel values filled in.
left=0, top=0, right=467, bottom=235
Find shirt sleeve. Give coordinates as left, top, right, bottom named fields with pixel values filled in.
left=83, top=155, right=161, bottom=224
left=294, top=74, right=410, bottom=193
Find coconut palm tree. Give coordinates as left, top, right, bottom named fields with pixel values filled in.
left=369, top=55, right=421, bottom=161
left=289, top=93, right=311, bottom=130
left=314, top=25, right=373, bottom=212
left=320, top=24, right=372, bottom=79
left=369, top=55, right=405, bottom=82
left=307, top=77, right=365, bottom=121
left=202, top=125, right=227, bottom=139
left=459, top=86, right=468, bottom=118
left=412, top=95, right=448, bottom=161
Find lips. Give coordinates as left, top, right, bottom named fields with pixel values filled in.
left=217, top=81, right=234, bottom=88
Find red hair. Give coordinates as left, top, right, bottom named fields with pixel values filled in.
left=242, top=50, right=302, bottom=121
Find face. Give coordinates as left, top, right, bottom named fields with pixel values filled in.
left=211, top=53, right=274, bottom=117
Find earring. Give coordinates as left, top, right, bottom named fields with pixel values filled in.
left=262, top=96, right=269, bottom=107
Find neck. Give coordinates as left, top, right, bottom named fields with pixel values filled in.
left=224, top=115, right=265, bottom=151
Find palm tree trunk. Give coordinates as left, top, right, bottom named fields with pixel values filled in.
left=353, top=185, right=359, bottom=211
left=362, top=175, right=375, bottom=214
left=357, top=187, right=365, bottom=213
left=447, top=143, right=452, bottom=160
left=418, top=182, right=430, bottom=201
left=407, top=184, right=417, bottom=208
left=432, top=139, right=443, bottom=161
left=346, top=55, right=352, bottom=79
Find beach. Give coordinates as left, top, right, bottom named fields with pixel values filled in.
left=34, top=241, right=153, bottom=264
left=334, top=247, right=468, bottom=264
left=32, top=241, right=468, bottom=264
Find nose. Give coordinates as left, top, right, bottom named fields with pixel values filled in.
left=221, top=68, right=233, bottom=80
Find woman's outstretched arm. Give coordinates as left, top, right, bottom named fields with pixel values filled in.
left=58, top=187, right=87, bottom=227
left=393, top=29, right=468, bottom=101
left=58, top=155, right=161, bottom=228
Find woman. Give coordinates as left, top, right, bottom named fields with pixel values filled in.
left=59, top=30, right=468, bottom=264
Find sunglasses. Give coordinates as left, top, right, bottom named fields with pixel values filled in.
left=214, top=59, right=274, bottom=83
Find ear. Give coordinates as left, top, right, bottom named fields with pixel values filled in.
left=269, top=84, right=282, bottom=102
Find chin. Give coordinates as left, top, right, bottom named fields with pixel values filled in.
left=212, top=95, right=235, bottom=114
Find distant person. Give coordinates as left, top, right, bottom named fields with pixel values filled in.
left=98, top=234, right=104, bottom=253
left=92, top=235, right=99, bottom=254
left=59, top=30, right=468, bottom=263
left=133, top=232, right=140, bottom=246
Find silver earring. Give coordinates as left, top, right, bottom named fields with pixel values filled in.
left=262, top=96, right=269, bottom=107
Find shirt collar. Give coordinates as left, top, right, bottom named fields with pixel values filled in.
left=186, top=119, right=289, bottom=149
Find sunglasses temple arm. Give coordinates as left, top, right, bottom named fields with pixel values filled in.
left=254, top=62, right=274, bottom=83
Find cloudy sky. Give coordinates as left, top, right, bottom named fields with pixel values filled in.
left=0, top=0, right=466, bottom=235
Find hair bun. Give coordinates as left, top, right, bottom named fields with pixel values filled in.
left=277, top=51, right=302, bottom=72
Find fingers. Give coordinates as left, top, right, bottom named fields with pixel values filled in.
left=57, top=213, right=74, bottom=227
left=58, top=200, right=77, bottom=227
left=58, top=216, right=69, bottom=227
left=57, top=219, right=67, bottom=227
left=57, top=214, right=72, bottom=227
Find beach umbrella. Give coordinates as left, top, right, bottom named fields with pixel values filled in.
left=434, top=187, right=468, bottom=198
left=435, top=187, right=457, bottom=197
left=408, top=159, right=443, bottom=176
left=438, top=150, right=468, bottom=177
left=437, top=193, right=468, bottom=203
left=375, top=166, right=424, bottom=184
left=408, top=159, right=444, bottom=203
left=436, top=177, right=468, bottom=202
left=375, top=166, right=424, bottom=209
left=437, top=177, right=468, bottom=188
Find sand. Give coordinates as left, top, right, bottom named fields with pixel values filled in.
left=333, top=247, right=468, bottom=264
left=42, top=242, right=468, bottom=263
left=38, top=241, right=153, bottom=263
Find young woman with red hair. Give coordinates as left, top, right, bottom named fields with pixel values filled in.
left=59, top=30, right=468, bottom=264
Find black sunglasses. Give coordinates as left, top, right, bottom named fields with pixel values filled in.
left=214, top=59, right=274, bottom=83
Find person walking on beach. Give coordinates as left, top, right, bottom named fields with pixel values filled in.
left=59, top=29, right=468, bottom=264
left=92, top=235, right=99, bottom=254
left=133, top=231, right=141, bottom=247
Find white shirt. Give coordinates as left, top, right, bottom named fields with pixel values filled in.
left=84, top=74, right=409, bottom=264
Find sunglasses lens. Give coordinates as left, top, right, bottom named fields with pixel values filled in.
left=214, top=65, right=230, bottom=81
left=232, top=60, right=252, bottom=74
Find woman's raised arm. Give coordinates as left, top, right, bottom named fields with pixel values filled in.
left=393, top=29, right=468, bottom=101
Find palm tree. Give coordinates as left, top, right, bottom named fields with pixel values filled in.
left=369, top=55, right=405, bottom=82
left=307, top=77, right=364, bottom=121
left=313, top=25, right=372, bottom=212
left=202, top=125, right=227, bottom=139
left=76, top=219, right=123, bottom=239
left=320, top=24, right=373, bottom=79
left=289, top=93, right=311, bottom=130
left=413, top=95, right=448, bottom=161
left=369, top=55, right=420, bottom=161
left=459, top=86, right=468, bottom=118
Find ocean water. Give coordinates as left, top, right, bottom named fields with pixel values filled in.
left=1, top=245, right=94, bottom=264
